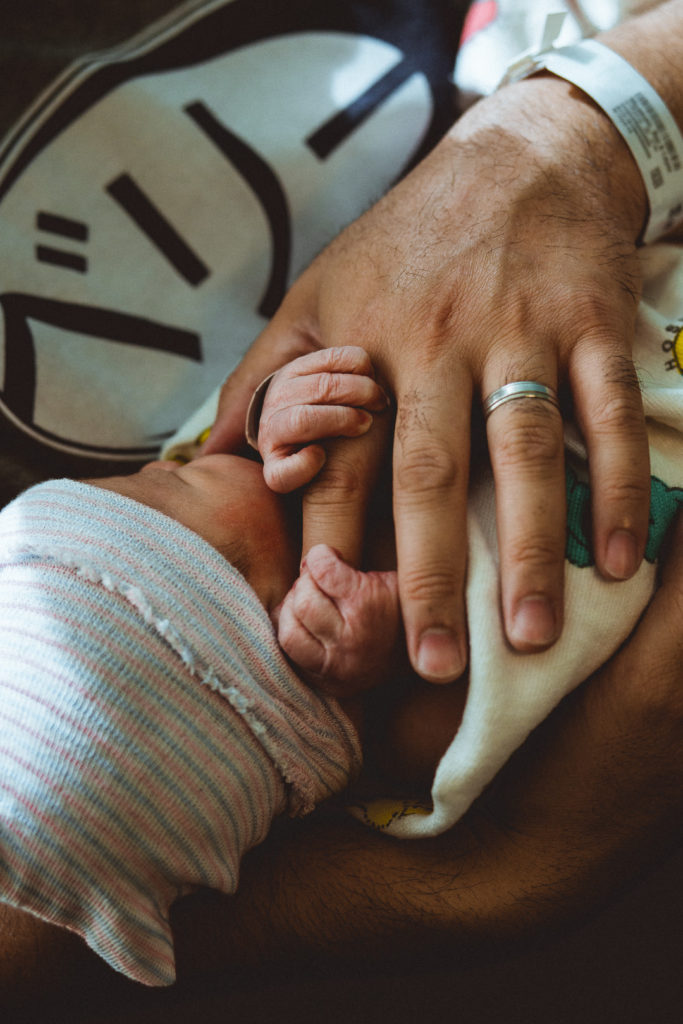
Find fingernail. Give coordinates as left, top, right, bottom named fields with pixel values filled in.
left=416, top=629, right=466, bottom=681
left=604, top=529, right=639, bottom=580
left=510, top=595, right=557, bottom=649
left=357, top=411, right=373, bottom=433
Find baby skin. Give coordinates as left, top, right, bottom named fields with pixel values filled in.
left=255, top=345, right=405, bottom=699
left=255, top=345, right=467, bottom=788
left=90, top=346, right=464, bottom=781
left=89, top=346, right=400, bottom=702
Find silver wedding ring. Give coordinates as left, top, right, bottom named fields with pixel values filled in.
left=483, top=380, right=560, bottom=420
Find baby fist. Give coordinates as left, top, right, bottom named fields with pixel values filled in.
left=274, top=544, right=400, bottom=698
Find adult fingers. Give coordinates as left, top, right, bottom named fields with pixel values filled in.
left=302, top=413, right=391, bottom=568
left=483, top=365, right=566, bottom=651
left=392, top=372, right=472, bottom=683
left=570, top=339, right=650, bottom=582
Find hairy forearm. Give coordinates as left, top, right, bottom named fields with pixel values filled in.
left=445, top=0, right=683, bottom=255
left=603, top=0, right=683, bottom=126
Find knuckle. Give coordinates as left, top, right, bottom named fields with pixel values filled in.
left=494, top=410, right=562, bottom=473
left=305, top=458, right=366, bottom=508
left=290, top=404, right=316, bottom=435
left=333, top=345, right=370, bottom=371
left=291, top=587, right=318, bottom=622
left=316, top=372, right=338, bottom=403
left=601, top=351, right=642, bottom=392
left=400, top=565, right=457, bottom=605
left=316, top=370, right=369, bottom=407
left=394, top=444, right=459, bottom=496
left=505, top=535, right=562, bottom=572
left=590, top=388, right=645, bottom=436
left=566, top=288, right=623, bottom=330
left=597, top=475, right=651, bottom=509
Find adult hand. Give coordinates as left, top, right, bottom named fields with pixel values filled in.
left=207, top=66, right=650, bottom=682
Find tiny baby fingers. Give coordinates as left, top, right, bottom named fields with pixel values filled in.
left=262, top=444, right=327, bottom=493
left=263, top=403, right=374, bottom=452
left=303, top=544, right=361, bottom=602
left=277, top=573, right=344, bottom=676
left=279, top=345, right=376, bottom=379
left=267, top=370, right=389, bottom=416
left=286, top=570, right=344, bottom=643
left=276, top=596, right=327, bottom=677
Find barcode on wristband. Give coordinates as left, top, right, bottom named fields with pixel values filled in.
left=501, top=32, right=683, bottom=243
left=613, top=93, right=682, bottom=177
left=537, top=40, right=683, bottom=243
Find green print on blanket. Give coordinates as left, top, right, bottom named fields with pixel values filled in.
left=565, top=465, right=683, bottom=568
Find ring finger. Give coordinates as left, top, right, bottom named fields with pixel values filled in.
left=483, top=364, right=566, bottom=651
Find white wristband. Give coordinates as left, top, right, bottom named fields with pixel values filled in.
left=500, top=36, right=683, bottom=245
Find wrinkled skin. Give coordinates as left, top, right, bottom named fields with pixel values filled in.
left=273, top=543, right=400, bottom=697
left=204, top=70, right=651, bottom=684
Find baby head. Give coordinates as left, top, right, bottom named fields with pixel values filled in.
left=0, top=470, right=360, bottom=985
left=86, top=452, right=300, bottom=612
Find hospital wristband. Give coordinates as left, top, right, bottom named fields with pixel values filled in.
left=500, top=38, right=683, bottom=245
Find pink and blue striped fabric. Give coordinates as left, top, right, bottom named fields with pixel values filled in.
left=0, top=480, right=361, bottom=985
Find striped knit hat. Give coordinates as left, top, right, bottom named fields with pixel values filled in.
left=0, top=479, right=361, bottom=986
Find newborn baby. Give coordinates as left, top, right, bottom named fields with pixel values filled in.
left=0, top=346, right=452, bottom=989
left=106, top=345, right=408, bottom=701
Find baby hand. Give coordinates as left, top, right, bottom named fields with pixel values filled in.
left=257, top=346, right=388, bottom=493
left=274, top=544, right=400, bottom=698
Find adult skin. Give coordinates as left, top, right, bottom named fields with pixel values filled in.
left=2, top=516, right=682, bottom=1020
left=204, top=1, right=683, bottom=683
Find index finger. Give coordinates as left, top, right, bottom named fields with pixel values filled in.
left=302, top=414, right=391, bottom=567
left=392, top=376, right=472, bottom=683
